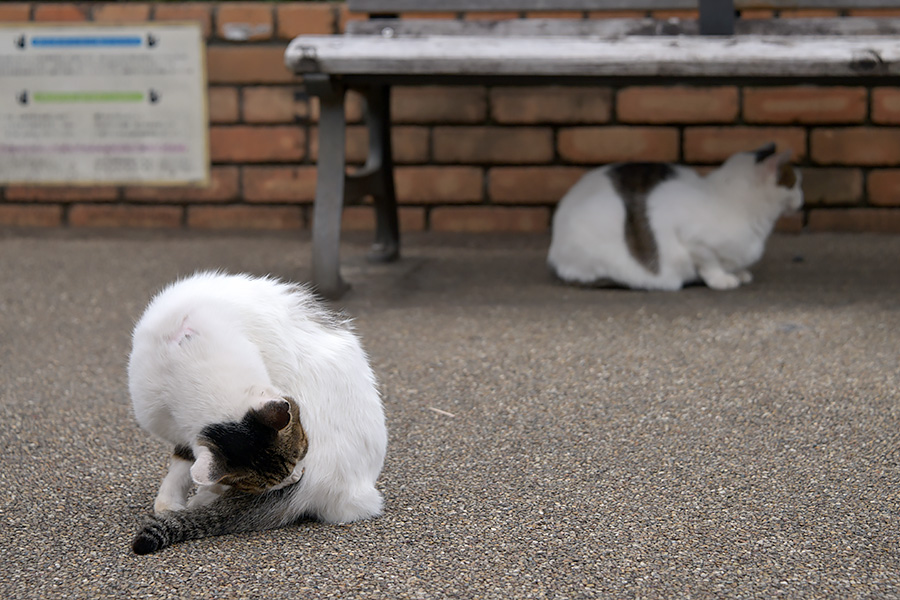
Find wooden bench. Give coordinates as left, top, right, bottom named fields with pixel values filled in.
left=285, top=0, right=900, bottom=298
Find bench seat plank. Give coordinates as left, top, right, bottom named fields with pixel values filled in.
left=346, top=17, right=900, bottom=38
left=286, top=34, right=900, bottom=78
left=351, top=0, right=900, bottom=11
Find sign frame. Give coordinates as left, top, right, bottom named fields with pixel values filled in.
left=0, top=22, right=210, bottom=187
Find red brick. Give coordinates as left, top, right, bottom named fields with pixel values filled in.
left=744, top=86, right=867, bottom=124
left=799, top=168, right=863, bottom=206
left=811, top=128, right=900, bottom=166
left=618, top=86, right=738, bottom=124
left=208, top=87, right=239, bottom=123
left=243, top=166, right=317, bottom=203
left=779, top=9, right=839, bottom=17
left=651, top=9, right=697, bottom=19
left=393, top=87, right=487, bottom=124
left=775, top=213, right=803, bottom=233
left=388, top=126, right=430, bottom=163
left=243, top=87, right=309, bottom=124
left=395, top=167, right=483, bottom=203
left=93, top=3, right=151, bottom=22
left=309, top=126, right=429, bottom=165
left=0, top=205, right=63, bottom=227
left=488, top=167, right=587, bottom=203
left=524, top=11, right=584, bottom=18
left=34, top=4, right=87, bottom=21
left=277, top=3, right=335, bottom=39
left=867, top=170, right=900, bottom=207
left=396, top=12, right=457, bottom=20
left=558, top=127, right=679, bottom=163
left=0, top=4, right=30, bottom=21
left=397, top=206, right=425, bottom=231
left=808, top=208, right=900, bottom=233
left=872, top=88, right=900, bottom=125
left=209, top=126, right=305, bottom=163
left=188, top=205, right=304, bottom=230
left=340, top=206, right=425, bottom=232
left=430, top=206, right=550, bottom=233
left=401, top=207, right=427, bottom=231
left=207, top=47, right=299, bottom=84
left=740, top=10, right=775, bottom=19
left=340, top=206, right=377, bottom=232
left=124, top=167, right=239, bottom=202
left=587, top=10, right=646, bottom=18
left=463, top=12, right=521, bottom=20
left=684, top=127, right=806, bottom=163
left=848, top=9, right=900, bottom=16
left=433, top=127, right=553, bottom=164
left=216, top=3, right=273, bottom=42
left=345, top=91, right=367, bottom=123
left=5, top=186, right=118, bottom=202
left=69, top=205, right=182, bottom=228
left=154, top=3, right=212, bottom=38
left=491, top=87, right=612, bottom=124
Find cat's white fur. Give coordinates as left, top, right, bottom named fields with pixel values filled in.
left=128, top=271, right=387, bottom=523
left=548, top=148, right=803, bottom=291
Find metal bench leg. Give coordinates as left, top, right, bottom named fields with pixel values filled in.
left=699, top=0, right=735, bottom=35
left=361, top=85, right=400, bottom=263
left=308, top=76, right=349, bottom=299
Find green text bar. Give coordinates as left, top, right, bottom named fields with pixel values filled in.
left=33, top=92, right=144, bottom=103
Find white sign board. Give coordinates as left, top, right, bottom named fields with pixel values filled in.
left=0, top=24, right=208, bottom=186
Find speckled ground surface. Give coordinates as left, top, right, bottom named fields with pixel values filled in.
left=1, top=228, right=898, bottom=599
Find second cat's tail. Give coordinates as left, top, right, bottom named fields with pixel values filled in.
left=131, top=487, right=297, bottom=555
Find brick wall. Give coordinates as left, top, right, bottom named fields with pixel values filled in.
left=2, top=2, right=900, bottom=233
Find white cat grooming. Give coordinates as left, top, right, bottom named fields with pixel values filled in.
left=128, top=271, right=387, bottom=554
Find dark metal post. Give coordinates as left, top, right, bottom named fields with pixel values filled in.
left=361, top=85, right=400, bottom=263
left=699, top=0, right=735, bottom=35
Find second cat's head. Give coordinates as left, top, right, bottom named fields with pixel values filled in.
left=714, top=142, right=804, bottom=213
left=190, top=393, right=308, bottom=494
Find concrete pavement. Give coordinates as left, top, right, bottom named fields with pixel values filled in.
left=1, top=228, right=898, bottom=599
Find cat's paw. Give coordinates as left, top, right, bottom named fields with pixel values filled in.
left=703, top=271, right=741, bottom=290
left=153, top=498, right=185, bottom=515
left=187, top=484, right=228, bottom=508
left=736, top=270, right=753, bottom=284
left=271, top=467, right=305, bottom=491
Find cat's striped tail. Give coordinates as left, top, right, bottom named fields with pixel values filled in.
left=131, top=487, right=296, bottom=555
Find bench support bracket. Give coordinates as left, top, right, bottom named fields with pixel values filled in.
left=353, top=84, right=400, bottom=264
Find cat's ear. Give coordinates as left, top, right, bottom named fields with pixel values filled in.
left=190, top=445, right=226, bottom=486
left=756, top=149, right=793, bottom=179
left=253, top=398, right=292, bottom=432
left=752, top=142, right=777, bottom=164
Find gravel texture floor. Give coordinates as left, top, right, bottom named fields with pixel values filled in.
left=1, top=228, right=898, bottom=599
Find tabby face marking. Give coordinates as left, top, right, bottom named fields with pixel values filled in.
left=173, top=444, right=194, bottom=462
left=777, top=162, right=797, bottom=189
left=607, top=162, right=677, bottom=274
left=197, top=396, right=308, bottom=494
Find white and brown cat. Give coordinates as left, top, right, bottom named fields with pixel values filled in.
left=128, top=271, right=387, bottom=554
left=548, top=143, right=803, bottom=290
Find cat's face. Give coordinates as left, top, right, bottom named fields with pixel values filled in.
left=191, top=396, right=308, bottom=494
left=722, top=143, right=804, bottom=212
